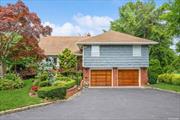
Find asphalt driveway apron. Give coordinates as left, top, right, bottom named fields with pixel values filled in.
left=0, top=88, right=180, bottom=120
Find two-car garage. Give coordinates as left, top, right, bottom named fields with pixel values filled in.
left=90, top=69, right=139, bottom=87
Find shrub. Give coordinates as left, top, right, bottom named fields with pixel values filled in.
left=0, top=73, right=24, bottom=90
left=0, top=78, right=24, bottom=90
left=60, top=71, right=82, bottom=85
left=53, top=81, right=66, bottom=86
left=33, top=79, right=40, bottom=86
left=4, top=73, right=20, bottom=81
left=148, top=59, right=162, bottom=84
left=164, top=74, right=174, bottom=84
left=31, top=86, right=39, bottom=91
left=36, top=71, right=48, bottom=81
left=53, top=79, right=76, bottom=89
left=0, top=79, right=15, bottom=90
left=37, top=86, right=66, bottom=99
left=39, top=80, right=50, bottom=87
left=56, top=76, right=72, bottom=81
left=65, top=80, right=76, bottom=89
left=158, top=74, right=180, bottom=86
left=171, top=74, right=180, bottom=85
left=158, top=74, right=174, bottom=84
left=14, top=78, right=24, bottom=88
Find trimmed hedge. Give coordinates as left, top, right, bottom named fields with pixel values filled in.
left=53, top=79, right=76, bottom=89
left=56, top=76, right=73, bottom=81
left=158, top=74, right=180, bottom=85
left=37, top=85, right=66, bottom=99
left=39, top=80, right=51, bottom=87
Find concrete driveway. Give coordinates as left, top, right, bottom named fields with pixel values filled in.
left=0, top=88, right=180, bottom=120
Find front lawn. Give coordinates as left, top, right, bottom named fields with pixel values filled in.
left=151, top=83, right=180, bottom=92
left=0, top=80, right=42, bottom=111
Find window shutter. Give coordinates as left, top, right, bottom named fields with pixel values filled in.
left=91, top=45, right=100, bottom=57
left=133, top=45, right=141, bottom=56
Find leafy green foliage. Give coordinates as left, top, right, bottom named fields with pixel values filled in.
left=39, top=80, right=51, bottom=87
left=176, top=41, right=180, bottom=53
left=61, top=71, right=82, bottom=85
left=111, top=0, right=179, bottom=82
left=160, top=0, right=180, bottom=36
left=0, top=73, right=24, bottom=90
left=37, top=86, right=66, bottom=99
left=58, top=48, right=77, bottom=71
left=158, top=73, right=180, bottom=85
left=148, top=59, right=162, bottom=84
left=53, top=78, right=76, bottom=89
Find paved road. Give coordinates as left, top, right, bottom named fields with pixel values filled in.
left=0, top=88, right=180, bottom=120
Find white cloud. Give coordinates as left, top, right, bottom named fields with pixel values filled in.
left=73, top=14, right=113, bottom=28
left=43, top=13, right=113, bottom=36
left=43, top=22, right=81, bottom=36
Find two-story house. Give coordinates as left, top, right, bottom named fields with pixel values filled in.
left=39, top=31, right=157, bottom=87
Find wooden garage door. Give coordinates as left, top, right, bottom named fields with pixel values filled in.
left=118, top=70, right=139, bottom=86
left=91, top=70, right=112, bottom=86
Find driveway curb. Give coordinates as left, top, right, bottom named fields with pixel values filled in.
left=0, top=91, right=81, bottom=116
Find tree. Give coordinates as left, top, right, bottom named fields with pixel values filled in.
left=176, top=41, right=180, bottom=53
left=148, top=59, right=162, bottom=84
left=160, top=0, right=180, bottom=36
left=58, top=49, right=77, bottom=71
left=111, top=0, right=178, bottom=81
left=0, top=1, right=52, bottom=74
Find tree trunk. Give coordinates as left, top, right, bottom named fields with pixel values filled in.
left=0, top=62, right=6, bottom=77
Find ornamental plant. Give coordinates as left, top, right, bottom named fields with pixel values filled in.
left=58, top=48, right=77, bottom=71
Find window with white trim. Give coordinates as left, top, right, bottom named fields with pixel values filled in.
left=91, top=45, right=100, bottom=57
left=133, top=45, right=141, bottom=56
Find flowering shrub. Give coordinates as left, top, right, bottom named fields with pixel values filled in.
left=31, top=86, right=39, bottom=92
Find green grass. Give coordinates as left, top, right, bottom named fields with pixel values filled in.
left=152, top=83, right=180, bottom=92
left=0, top=80, right=42, bottom=111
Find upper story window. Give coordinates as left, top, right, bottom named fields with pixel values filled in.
left=91, top=45, right=100, bottom=57
left=133, top=45, right=141, bottom=56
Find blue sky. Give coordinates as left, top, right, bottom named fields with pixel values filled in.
left=1, top=0, right=168, bottom=36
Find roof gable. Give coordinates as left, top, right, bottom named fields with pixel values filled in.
left=77, top=31, right=158, bottom=45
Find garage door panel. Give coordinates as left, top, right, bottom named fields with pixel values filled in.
left=91, top=70, right=112, bottom=86
left=118, top=70, right=139, bottom=86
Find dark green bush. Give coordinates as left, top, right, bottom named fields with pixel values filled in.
left=37, top=86, right=66, bottom=99
left=148, top=59, right=162, bottom=84
left=39, top=80, right=51, bottom=87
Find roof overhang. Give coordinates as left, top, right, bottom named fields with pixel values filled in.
left=77, top=41, right=158, bottom=46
